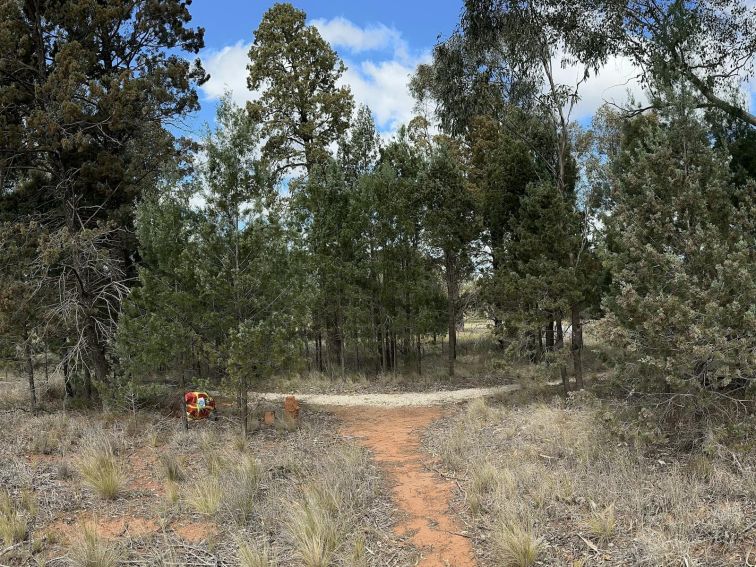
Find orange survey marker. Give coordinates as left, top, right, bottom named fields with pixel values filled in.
left=184, top=391, right=216, bottom=420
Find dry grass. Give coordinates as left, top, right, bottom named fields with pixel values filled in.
left=69, top=522, right=118, bottom=567
left=0, top=490, right=31, bottom=546
left=221, top=454, right=261, bottom=524
left=427, top=394, right=756, bottom=566
left=159, top=453, right=185, bottom=482
left=587, top=503, right=616, bottom=543
left=287, top=487, right=341, bottom=567
left=238, top=539, right=275, bottom=567
left=185, top=475, right=223, bottom=516
left=76, top=440, right=125, bottom=500
left=467, top=460, right=500, bottom=515
left=164, top=480, right=180, bottom=506
left=493, top=520, right=542, bottom=567
left=0, top=379, right=412, bottom=566
left=285, top=445, right=379, bottom=567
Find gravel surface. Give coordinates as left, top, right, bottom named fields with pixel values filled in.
left=252, top=384, right=520, bottom=407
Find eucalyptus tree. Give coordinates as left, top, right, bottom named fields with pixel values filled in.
left=413, top=0, right=610, bottom=384
left=599, top=0, right=756, bottom=127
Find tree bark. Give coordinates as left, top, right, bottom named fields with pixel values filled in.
left=83, top=365, right=92, bottom=400
left=446, top=253, right=457, bottom=377
left=25, top=342, right=37, bottom=412
left=316, top=331, right=324, bottom=373
left=85, top=324, right=109, bottom=387
left=63, top=349, right=75, bottom=399
left=570, top=304, right=584, bottom=389
left=180, top=369, right=188, bottom=432
left=240, top=373, right=248, bottom=437
left=555, top=316, right=564, bottom=350
left=545, top=320, right=555, bottom=351
left=560, top=364, right=569, bottom=396
left=416, top=334, right=422, bottom=375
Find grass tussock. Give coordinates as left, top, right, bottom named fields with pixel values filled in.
left=221, top=455, right=261, bottom=524
left=69, top=522, right=118, bottom=567
left=493, top=520, right=543, bottom=567
left=185, top=475, right=223, bottom=516
left=467, top=460, right=500, bottom=515
left=587, top=503, right=616, bottom=543
left=164, top=480, right=180, bottom=506
left=238, top=539, right=275, bottom=567
left=287, top=487, right=340, bottom=567
left=159, top=453, right=185, bottom=482
left=427, top=391, right=756, bottom=566
left=185, top=453, right=261, bottom=523
left=0, top=489, right=34, bottom=546
left=285, top=445, right=377, bottom=567
left=77, top=440, right=125, bottom=500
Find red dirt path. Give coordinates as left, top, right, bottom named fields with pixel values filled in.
left=333, top=406, right=475, bottom=567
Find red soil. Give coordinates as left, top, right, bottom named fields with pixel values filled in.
left=333, top=406, right=475, bottom=567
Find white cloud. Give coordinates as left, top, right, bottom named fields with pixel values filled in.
left=341, top=55, right=430, bottom=132
left=200, top=18, right=427, bottom=135
left=551, top=54, right=646, bottom=121
left=201, top=40, right=253, bottom=107
left=312, top=17, right=409, bottom=61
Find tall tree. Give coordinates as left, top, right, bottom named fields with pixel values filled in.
left=602, top=0, right=756, bottom=127
left=247, top=2, right=354, bottom=174
left=601, top=92, right=756, bottom=394
left=118, top=97, right=299, bottom=435
left=421, top=139, right=480, bottom=376
left=0, top=0, right=206, bottom=393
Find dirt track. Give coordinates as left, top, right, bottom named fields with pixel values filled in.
left=254, top=386, right=510, bottom=566
left=333, top=405, right=475, bottom=567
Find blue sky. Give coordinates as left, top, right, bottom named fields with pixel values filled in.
left=183, top=1, right=756, bottom=139
left=184, top=0, right=462, bottom=136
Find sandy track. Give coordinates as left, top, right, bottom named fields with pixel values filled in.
left=252, top=383, right=519, bottom=407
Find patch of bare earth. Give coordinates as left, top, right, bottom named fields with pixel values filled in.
left=333, top=405, right=476, bottom=567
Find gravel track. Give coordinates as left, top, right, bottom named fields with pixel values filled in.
left=252, top=383, right=519, bottom=407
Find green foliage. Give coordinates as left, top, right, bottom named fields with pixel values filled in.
left=0, top=0, right=206, bottom=392
left=601, top=95, right=756, bottom=393
left=247, top=2, right=354, bottom=172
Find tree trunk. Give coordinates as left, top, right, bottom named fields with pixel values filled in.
left=416, top=334, right=422, bottom=375
left=446, top=253, right=456, bottom=377
left=555, top=316, right=564, bottom=350
left=545, top=320, right=555, bottom=351
left=560, top=365, right=569, bottom=396
left=316, top=331, right=324, bottom=373
left=63, top=350, right=75, bottom=399
left=339, top=331, right=345, bottom=376
left=180, top=369, right=188, bottom=432
left=571, top=304, right=584, bottom=389
left=304, top=334, right=311, bottom=373
left=83, top=365, right=92, bottom=400
left=25, top=342, right=37, bottom=412
left=380, top=325, right=387, bottom=371
left=86, top=324, right=109, bottom=387
left=240, top=373, right=248, bottom=437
